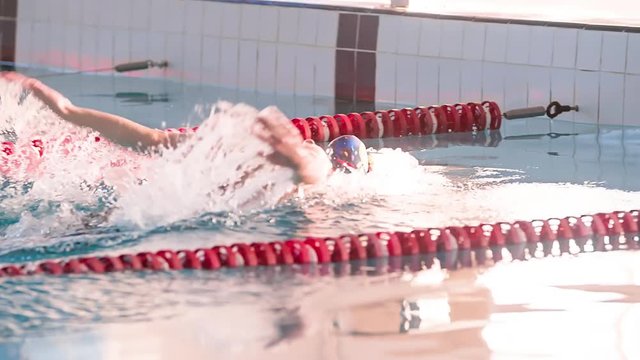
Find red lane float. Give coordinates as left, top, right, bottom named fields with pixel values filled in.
left=0, top=102, right=503, bottom=167
left=1, top=209, right=638, bottom=278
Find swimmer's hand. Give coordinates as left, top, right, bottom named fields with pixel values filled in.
left=255, top=107, right=332, bottom=185
left=1, top=72, right=73, bottom=115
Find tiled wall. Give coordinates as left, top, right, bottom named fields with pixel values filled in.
left=16, top=0, right=338, bottom=98
left=12, top=0, right=640, bottom=126
left=0, top=0, right=16, bottom=65
left=375, top=16, right=640, bottom=126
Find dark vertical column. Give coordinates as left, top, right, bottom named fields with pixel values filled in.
left=335, top=13, right=379, bottom=112
left=0, top=0, right=17, bottom=69
left=355, top=15, right=378, bottom=103
left=335, top=13, right=358, bottom=101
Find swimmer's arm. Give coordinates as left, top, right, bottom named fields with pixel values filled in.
left=5, top=72, right=179, bottom=151
left=58, top=104, right=180, bottom=151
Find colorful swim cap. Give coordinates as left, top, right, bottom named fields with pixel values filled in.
left=326, top=135, right=368, bottom=174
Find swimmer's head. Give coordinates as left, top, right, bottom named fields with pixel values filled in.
left=326, top=135, right=368, bottom=174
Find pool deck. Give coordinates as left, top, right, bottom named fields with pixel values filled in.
left=265, top=0, right=640, bottom=27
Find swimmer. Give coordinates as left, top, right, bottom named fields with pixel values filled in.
left=2, top=72, right=335, bottom=185
left=324, top=134, right=370, bottom=175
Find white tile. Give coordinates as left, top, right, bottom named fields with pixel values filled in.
left=185, top=1, right=205, bottom=35
left=33, top=0, right=49, bottom=22
left=65, top=0, right=84, bottom=25
left=624, top=75, right=640, bottom=126
left=31, top=22, right=49, bottom=65
left=598, top=72, right=624, bottom=126
left=315, top=10, right=338, bottom=48
left=397, top=17, right=421, bottom=55
left=168, top=0, right=186, bottom=33
left=376, top=53, right=397, bottom=103
left=503, top=65, right=528, bottom=110
left=240, top=4, right=260, bottom=40
left=48, top=23, right=66, bottom=68
left=278, top=7, right=299, bottom=44
left=460, top=61, right=482, bottom=103
left=220, top=39, right=239, bottom=88
left=221, top=2, right=241, bottom=38
left=418, top=18, right=440, bottom=57
left=257, top=42, right=277, bottom=93
left=295, top=46, right=315, bottom=95
left=15, top=22, right=32, bottom=64
left=601, top=32, right=627, bottom=73
left=506, top=24, right=530, bottom=65
left=64, top=24, right=81, bottom=69
left=80, top=27, right=98, bottom=70
left=130, top=0, right=151, bottom=30
left=96, top=29, right=114, bottom=69
left=395, top=55, right=418, bottom=105
left=276, top=44, right=296, bottom=94
left=82, top=0, right=100, bottom=26
left=439, top=20, right=463, bottom=59
left=527, top=67, right=551, bottom=107
left=113, top=30, right=130, bottom=64
left=202, top=1, right=223, bottom=36
left=549, top=68, right=575, bottom=121
left=109, top=0, right=131, bottom=30
left=574, top=70, right=599, bottom=124
left=484, top=23, right=508, bottom=63
left=98, top=3, right=116, bottom=28
left=576, top=30, right=602, bottom=71
left=238, top=40, right=258, bottom=90
left=49, top=0, right=67, bottom=25
left=201, top=36, right=221, bottom=84
left=416, top=57, right=439, bottom=105
left=439, top=60, right=461, bottom=104
left=482, top=63, right=505, bottom=105
left=18, top=0, right=36, bottom=20
left=258, top=6, right=279, bottom=42
left=314, top=47, right=335, bottom=97
left=183, top=34, right=203, bottom=82
left=165, top=33, right=184, bottom=79
left=130, top=31, right=149, bottom=64
left=378, top=15, right=399, bottom=53
left=462, top=22, right=485, bottom=61
left=552, top=28, right=578, bottom=68
left=112, top=0, right=131, bottom=29
left=297, top=9, right=319, bottom=46
left=529, top=26, right=553, bottom=66
left=627, top=34, right=640, bottom=75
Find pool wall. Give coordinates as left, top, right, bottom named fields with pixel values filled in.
left=7, top=0, right=640, bottom=126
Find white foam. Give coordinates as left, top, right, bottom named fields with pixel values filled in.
left=109, top=102, right=296, bottom=228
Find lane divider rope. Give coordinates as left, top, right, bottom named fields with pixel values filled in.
left=292, top=101, right=501, bottom=142
left=0, top=210, right=637, bottom=278
left=0, top=101, right=502, bottom=164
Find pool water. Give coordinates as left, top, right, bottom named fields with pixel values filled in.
left=0, top=73, right=639, bottom=359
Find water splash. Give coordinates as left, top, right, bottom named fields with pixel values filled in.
left=0, top=88, right=302, bottom=243
left=109, top=102, right=296, bottom=228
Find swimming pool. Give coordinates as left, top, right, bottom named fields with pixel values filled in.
left=0, top=70, right=639, bottom=359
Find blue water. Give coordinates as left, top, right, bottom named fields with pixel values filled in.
left=1, top=72, right=640, bottom=359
